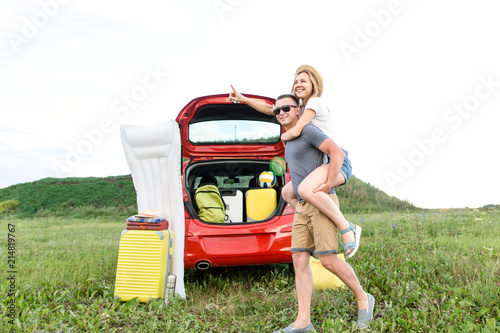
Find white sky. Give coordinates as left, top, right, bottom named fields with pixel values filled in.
left=1, top=0, right=499, bottom=209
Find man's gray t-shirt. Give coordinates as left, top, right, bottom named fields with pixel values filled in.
left=284, top=124, right=335, bottom=202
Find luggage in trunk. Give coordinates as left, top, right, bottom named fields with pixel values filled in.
left=221, top=189, right=244, bottom=222
left=245, top=188, right=277, bottom=222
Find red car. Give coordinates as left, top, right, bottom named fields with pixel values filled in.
left=176, top=94, right=294, bottom=270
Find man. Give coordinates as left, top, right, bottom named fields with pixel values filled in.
left=273, top=94, right=375, bottom=332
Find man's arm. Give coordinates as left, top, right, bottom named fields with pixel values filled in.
left=315, top=138, right=345, bottom=193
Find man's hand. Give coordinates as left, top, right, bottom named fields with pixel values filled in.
left=313, top=182, right=332, bottom=194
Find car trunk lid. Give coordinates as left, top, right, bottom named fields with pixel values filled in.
left=175, top=94, right=284, bottom=161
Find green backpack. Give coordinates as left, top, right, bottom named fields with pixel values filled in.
left=195, top=185, right=226, bottom=223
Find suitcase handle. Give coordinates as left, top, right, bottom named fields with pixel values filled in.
left=219, top=189, right=237, bottom=196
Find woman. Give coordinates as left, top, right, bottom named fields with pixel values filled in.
left=229, top=65, right=360, bottom=258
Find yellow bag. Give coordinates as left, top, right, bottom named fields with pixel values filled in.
left=309, top=254, right=346, bottom=290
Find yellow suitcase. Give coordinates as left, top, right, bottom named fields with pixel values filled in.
left=245, top=188, right=277, bottom=222
left=114, top=229, right=174, bottom=302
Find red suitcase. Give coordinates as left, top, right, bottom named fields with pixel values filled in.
left=126, top=216, right=169, bottom=230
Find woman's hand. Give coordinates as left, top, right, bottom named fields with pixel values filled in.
left=229, top=84, right=276, bottom=115
left=229, top=84, right=246, bottom=103
left=280, top=127, right=300, bottom=142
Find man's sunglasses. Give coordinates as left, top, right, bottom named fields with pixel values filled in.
left=273, top=105, right=298, bottom=116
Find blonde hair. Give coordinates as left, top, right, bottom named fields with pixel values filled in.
left=291, top=65, right=324, bottom=106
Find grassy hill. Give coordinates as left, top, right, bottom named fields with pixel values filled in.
left=335, top=175, right=416, bottom=213
left=0, top=174, right=417, bottom=218
left=0, top=176, right=137, bottom=218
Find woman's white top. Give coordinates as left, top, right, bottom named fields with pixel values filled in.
left=303, top=97, right=336, bottom=141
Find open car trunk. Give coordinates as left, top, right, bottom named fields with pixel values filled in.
left=184, top=160, right=286, bottom=223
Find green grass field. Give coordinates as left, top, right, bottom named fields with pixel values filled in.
left=1, top=209, right=499, bottom=332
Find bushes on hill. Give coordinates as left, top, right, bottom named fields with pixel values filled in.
left=0, top=174, right=417, bottom=218
left=0, top=175, right=137, bottom=217
left=336, top=175, right=416, bottom=213
left=0, top=199, right=20, bottom=213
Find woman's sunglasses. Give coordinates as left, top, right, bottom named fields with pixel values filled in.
left=273, top=105, right=298, bottom=116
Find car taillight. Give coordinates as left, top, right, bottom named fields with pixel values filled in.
left=282, top=204, right=295, bottom=216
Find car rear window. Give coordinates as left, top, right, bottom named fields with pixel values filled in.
left=189, top=120, right=280, bottom=144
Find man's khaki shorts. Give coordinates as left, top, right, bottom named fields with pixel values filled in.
left=291, top=193, right=339, bottom=256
